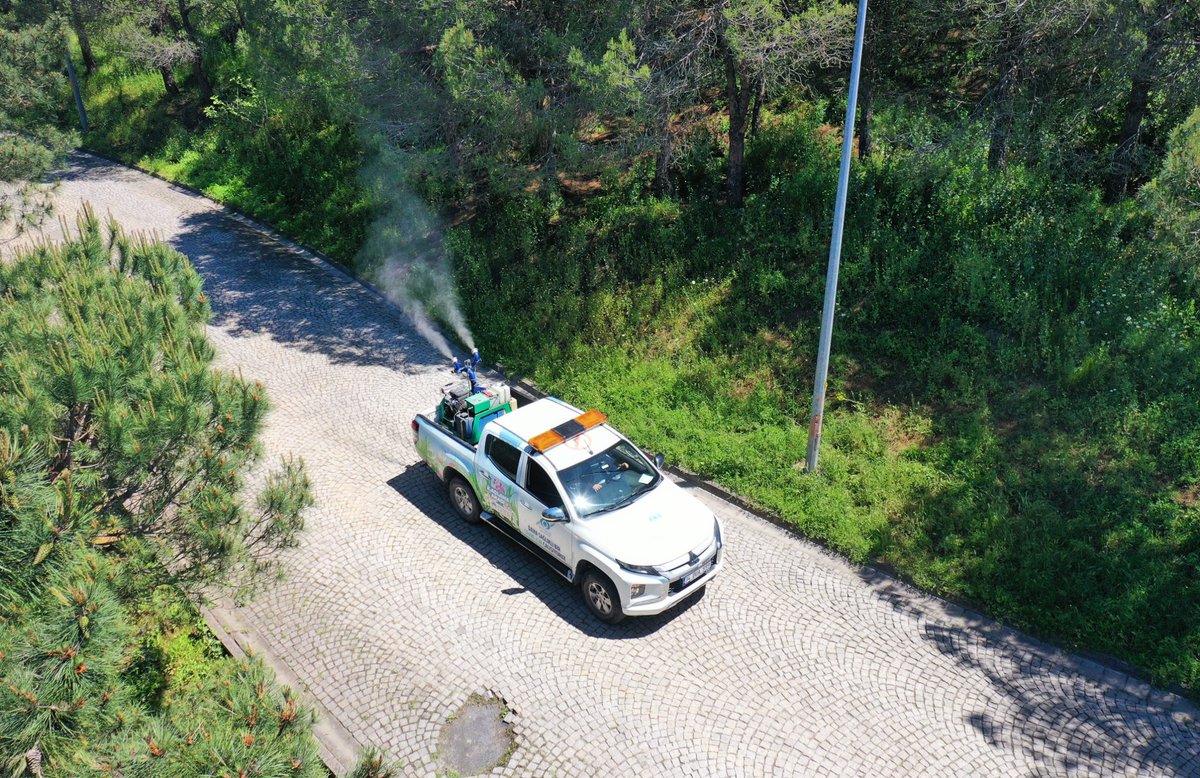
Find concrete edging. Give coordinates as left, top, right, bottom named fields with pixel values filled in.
left=79, top=150, right=1199, bottom=757
left=202, top=602, right=365, bottom=776
left=504, top=379, right=1200, bottom=721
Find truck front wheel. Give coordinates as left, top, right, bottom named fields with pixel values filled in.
left=447, top=476, right=482, bottom=524
left=581, top=569, right=625, bottom=624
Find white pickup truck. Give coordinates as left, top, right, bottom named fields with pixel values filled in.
left=412, top=385, right=723, bottom=623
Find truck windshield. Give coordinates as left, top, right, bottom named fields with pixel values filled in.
left=557, top=440, right=661, bottom=518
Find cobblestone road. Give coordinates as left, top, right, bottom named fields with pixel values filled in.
left=10, top=154, right=1199, bottom=777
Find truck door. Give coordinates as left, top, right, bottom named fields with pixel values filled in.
left=478, top=433, right=522, bottom=529
left=517, top=457, right=575, bottom=572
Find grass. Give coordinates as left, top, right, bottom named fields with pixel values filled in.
left=77, top=52, right=1200, bottom=694
left=121, top=576, right=227, bottom=712
left=79, top=53, right=373, bottom=263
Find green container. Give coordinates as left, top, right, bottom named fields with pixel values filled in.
left=467, top=392, right=496, bottom=415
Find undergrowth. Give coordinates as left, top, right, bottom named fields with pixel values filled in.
left=81, top=54, right=1200, bottom=692
left=453, top=110, right=1200, bottom=690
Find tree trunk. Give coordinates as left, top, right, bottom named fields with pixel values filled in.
left=177, top=0, right=212, bottom=102
left=160, top=65, right=180, bottom=95
left=988, top=32, right=1017, bottom=171
left=725, top=53, right=754, bottom=208
left=749, top=80, right=766, bottom=137
left=191, top=56, right=212, bottom=101
left=152, top=9, right=180, bottom=95
left=1104, top=32, right=1165, bottom=203
left=653, top=113, right=674, bottom=198
left=856, top=37, right=876, bottom=159
left=69, top=0, right=97, bottom=74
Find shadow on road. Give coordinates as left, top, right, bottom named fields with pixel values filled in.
left=387, top=464, right=705, bottom=639
left=54, top=156, right=448, bottom=374
left=861, top=570, right=1200, bottom=776
left=173, top=210, right=449, bottom=373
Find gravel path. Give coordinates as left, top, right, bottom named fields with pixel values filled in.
left=7, top=153, right=1198, bottom=777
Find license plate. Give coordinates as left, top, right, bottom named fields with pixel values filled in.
left=681, top=559, right=713, bottom=587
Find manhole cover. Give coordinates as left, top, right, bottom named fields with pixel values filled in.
left=437, top=693, right=515, bottom=776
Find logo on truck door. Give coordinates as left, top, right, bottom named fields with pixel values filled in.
left=482, top=471, right=517, bottom=523
left=525, top=521, right=567, bottom=562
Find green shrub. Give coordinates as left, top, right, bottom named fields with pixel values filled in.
left=452, top=112, right=1200, bottom=690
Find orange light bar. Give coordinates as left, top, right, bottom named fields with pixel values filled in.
left=576, top=409, right=607, bottom=429
left=528, top=410, right=609, bottom=453
left=529, top=429, right=565, bottom=452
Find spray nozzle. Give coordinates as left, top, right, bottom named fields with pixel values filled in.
left=452, top=350, right=486, bottom=395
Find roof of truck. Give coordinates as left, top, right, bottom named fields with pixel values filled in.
left=491, top=396, right=583, bottom=440
left=492, top=396, right=622, bottom=471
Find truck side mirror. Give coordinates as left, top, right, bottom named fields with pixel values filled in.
left=541, top=506, right=568, bottom=522
left=654, top=453, right=665, bottom=469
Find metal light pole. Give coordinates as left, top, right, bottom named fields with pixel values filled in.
left=805, top=0, right=868, bottom=472
left=54, top=0, right=90, bottom=134
left=65, top=48, right=89, bottom=133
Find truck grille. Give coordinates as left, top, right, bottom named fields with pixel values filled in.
left=668, top=547, right=718, bottom=594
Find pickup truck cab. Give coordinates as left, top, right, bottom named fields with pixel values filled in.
left=413, top=390, right=723, bottom=623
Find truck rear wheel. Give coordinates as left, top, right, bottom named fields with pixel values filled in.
left=581, top=569, right=625, bottom=624
left=447, top=476, right=482, bottom=524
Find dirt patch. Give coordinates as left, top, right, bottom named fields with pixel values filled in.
left=437, top=692, right=515, bottom=776
left=558, top=173, right=602, bottom=199
left=1173, top=484, right=1200, bottom=509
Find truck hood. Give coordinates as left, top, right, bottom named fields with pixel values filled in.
left=573, top=479, right=716, bottom=568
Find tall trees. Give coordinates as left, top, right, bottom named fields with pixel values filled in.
left=714, top=0, right=853, bottom=205
left=927, top=0, right=1097, bottom=171
left=1103, top=0, right=1200, bottom=202
left=568, top=26, right=694, bottom=197
left=103, top=0, right=220, bottom=100
left=0, top=0, right=75, bottom=230
left=582, top=0, right=853, bottom=207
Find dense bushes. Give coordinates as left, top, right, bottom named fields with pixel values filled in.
left=451, top=115, right=1200, bottom=690
left=0, top=215, right=321, bottom=775
left=81, top=54, right=372, bottom=262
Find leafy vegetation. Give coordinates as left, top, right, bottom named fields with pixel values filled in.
left=78, top=38, right=371, bottom=260
left=450, top=112, right=1200, bottom=690
left=0, top=213, right=322, bottom=776
left=5, top=0, right=1198, bottom=695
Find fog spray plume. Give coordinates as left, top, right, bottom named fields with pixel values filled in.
left=358, top=148, right=475, bottom=360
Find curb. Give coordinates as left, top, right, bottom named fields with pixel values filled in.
left=202, top=603, right=365, bottom=776
left=505, top=380, right=1200, bottom=719
left=77, top=150, right=1200, bottom=734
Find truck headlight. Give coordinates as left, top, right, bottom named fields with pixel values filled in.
left=616, top=559, right=659, bottom=576
left=714, top=518, right=722, bottom=547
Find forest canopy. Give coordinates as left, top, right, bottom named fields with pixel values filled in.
left=3, top=0, right=1200, bottom=694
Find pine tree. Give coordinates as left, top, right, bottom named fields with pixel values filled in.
left=346, top=747, right=401, bottom=778
left=0, top=544, right=135, bottom=775
left=0, top=215, right=324, bottom=776
left=0, top=0, right=76, bottom=230
left=0, top=209, right=312, bottom=599
left=92, top=658, right=324, bottom=778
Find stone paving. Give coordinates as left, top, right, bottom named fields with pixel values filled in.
left=7, top=153, right=1200, bottom=777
